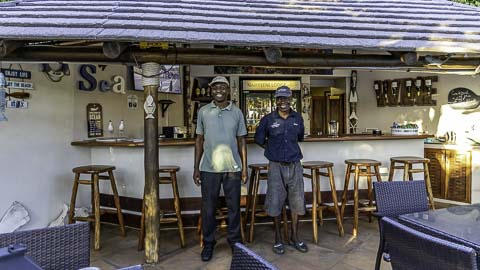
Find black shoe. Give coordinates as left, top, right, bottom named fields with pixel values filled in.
left=272, top=243, right=285, bottom=255
left=383, top=252, right=391, bottom=262
left=289, top=240, right=308, bottom=253
left=201, top=246, right=214, bottom=262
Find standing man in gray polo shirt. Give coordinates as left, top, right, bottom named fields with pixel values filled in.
left=193, top=76, right=248, bottom=262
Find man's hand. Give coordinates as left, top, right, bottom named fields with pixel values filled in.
left=193, top=169, right=201, bottom=186
left=241, top=168, right=248, bottom=184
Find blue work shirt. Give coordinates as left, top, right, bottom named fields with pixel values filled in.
left=254, top=110, right=304, bottom=163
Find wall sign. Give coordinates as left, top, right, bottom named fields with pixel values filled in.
left=77, top=64, right=126, bottom=94
left=86, top=103, right=103, bottom=137
left=6, top=100, right=28, bottom=109
left=448, top=87, right=480, bottom=110
left=6, top=81, right=34, bottom=90
left=242, top=80, right=301, bottom=91
left=0, top=68, right=31, bottom=79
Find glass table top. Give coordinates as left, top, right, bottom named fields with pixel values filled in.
left=400, top=204, right=480, bottom=246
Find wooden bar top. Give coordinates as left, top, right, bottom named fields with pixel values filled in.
left=71, top=134, right=432, bottom=147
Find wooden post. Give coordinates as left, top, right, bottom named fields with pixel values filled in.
left=142, top=62, right=160, bottom=264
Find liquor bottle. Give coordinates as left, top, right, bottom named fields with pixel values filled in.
left=195, top=87, right=201, bottom=97
left=201, top=88, right=206, bottom=97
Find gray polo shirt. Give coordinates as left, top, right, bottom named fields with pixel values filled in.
left=196, top=101, right=247, bottom=173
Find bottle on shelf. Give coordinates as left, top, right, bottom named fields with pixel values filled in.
left=195, top=87, right=201, bottom=97
left=108, top=120, right=114, bottom=136
left=201, top=88, right=206, bottom=97
left=118, top=120, right=125, bottom=137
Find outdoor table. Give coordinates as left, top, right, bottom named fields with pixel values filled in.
left=399, top=203, right=480, bottom=265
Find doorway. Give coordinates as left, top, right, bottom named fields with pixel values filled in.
left=311, top=88, right=346, bottom=136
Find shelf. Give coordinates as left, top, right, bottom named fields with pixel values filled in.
left=191, top=96, right=213, bottom=102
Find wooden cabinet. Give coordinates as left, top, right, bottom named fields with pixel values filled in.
left=424, top=148, right=472, bottom=203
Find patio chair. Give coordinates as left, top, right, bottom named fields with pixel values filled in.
left=230, top=242, right=278, bottom=270
left=0, top=222, right=90, bottom=270
left=373, top=180, right=429, bottom=270
left=382, top=217, right=477, bottom=270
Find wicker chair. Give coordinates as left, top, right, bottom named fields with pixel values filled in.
left=373, top=180, right=429, bottom=270
left=230, top=243, right=278, bottom=270
left=0, top=222, right=90, bottom=270
left=382, top=217, right=477, bottom=270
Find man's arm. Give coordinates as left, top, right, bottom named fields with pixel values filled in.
left=193, top=134, right=204, bottom=186
left=254, top=116, right=268, bottom=148
left=298, top=115, right=305, bottom=142
left=237, top=136, right=248, bottom=184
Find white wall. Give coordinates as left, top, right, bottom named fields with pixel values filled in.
left=0, top=63, right=90, bottom=229
left=355, top=70, right=480, bottom=138
left=0, top=63, right=185, bottom=229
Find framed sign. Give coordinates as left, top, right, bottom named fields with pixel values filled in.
left=132, top=65, right=182, bottom=94
left=86, top=103, right=103, bottom=137
left=448, top=88, right=480, bottom=110
left=0, top=68, right=31, bottom=79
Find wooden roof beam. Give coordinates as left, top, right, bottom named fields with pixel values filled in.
left=1, top=46, right=479, bottom=70
left=0, top=40, right=24, bottom=57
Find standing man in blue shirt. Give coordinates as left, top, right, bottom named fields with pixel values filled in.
left=254, top=85, right=308, bottom=255
left=193, top=76, right=248, bottom=262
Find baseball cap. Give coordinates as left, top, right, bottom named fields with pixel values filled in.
left=208, top=76, right=230, bottom=87
left=274, top=86, right=292, bottom=98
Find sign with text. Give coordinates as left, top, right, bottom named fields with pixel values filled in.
left=242, top=80, right=301, bottom=91
left=0, top=68, right=31, bottom=79
left=448, top=87, right=480, bottom=110
left=6, top=81, right=34, bottom=90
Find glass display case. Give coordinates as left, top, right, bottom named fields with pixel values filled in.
left=243, top=91, right=300, bottom=134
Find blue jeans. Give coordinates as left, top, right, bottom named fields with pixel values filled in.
left=201, top=171, right=242, bottom=247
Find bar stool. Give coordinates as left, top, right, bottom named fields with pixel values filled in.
left=340, top=159, right=382, bottom=237
left=245, top=163, right=288, bottom=243
left=138, top=166, right=185, bottom=250
left=303, top=161, right=344, bottom=243
left=388, top=156, right=435, bottom=209
left=68, top=165, right=125, bottom=250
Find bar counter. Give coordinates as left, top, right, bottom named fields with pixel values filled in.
left=71, top=134, right=432, bottom=147
left=71, top=134, right=429, bottom=200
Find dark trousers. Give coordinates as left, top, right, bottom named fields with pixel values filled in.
left=201, top=171, right=241, bottom=247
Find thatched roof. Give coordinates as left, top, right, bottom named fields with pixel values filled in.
left=1, top=0, right=480, bottom=53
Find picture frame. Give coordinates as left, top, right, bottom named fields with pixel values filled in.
left=131, top=65, right=183, bottom=94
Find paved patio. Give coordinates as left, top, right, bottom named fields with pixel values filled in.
left=91, top=218, right=392, bottom=270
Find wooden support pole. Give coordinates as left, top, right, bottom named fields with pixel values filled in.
left=142, top=62, right=160, bottom=264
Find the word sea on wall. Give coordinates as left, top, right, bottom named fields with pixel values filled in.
left=77, top=64, right=126, bottom=94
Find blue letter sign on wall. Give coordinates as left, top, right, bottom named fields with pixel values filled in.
left=78, top=65, right=97, bottom=91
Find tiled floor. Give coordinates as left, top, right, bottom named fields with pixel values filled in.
left=91, top=217, right=392, bottom=270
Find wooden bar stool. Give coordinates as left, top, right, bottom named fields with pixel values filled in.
left=340, top=159, right=382, bottom=237
left=245, top=163, right=288, bottom=243
left=303, top=161, right=344, bottom=243
left=68, top=165, right=125, bottom=251
left=138, top=166, right=185, bottom=250
left=388, top=156, right=435, bottom=209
